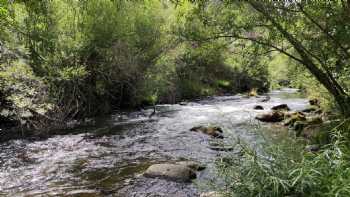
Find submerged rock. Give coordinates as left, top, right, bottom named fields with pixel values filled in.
left=144, top=164, right=196, bottom=182
left=179, top=102, right=188, bottom=106
left=253, top=105, right=264, bottom=110
left=255, top=111, right=284, bottom=122
left=271, top=104, right=290, bottom=111
left=190, top=126, right=224, bottom=138
left=260, top=95, right=271, bottom=102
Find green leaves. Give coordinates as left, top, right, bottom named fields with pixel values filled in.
left=0, top=61, right=52, bottom=125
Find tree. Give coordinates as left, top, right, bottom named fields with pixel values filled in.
left=187, top=0, right=350, bottom=117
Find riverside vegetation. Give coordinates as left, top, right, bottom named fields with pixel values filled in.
left=1, top=1, right=350, bottom=196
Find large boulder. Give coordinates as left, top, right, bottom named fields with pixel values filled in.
left=255, top=111, right=284, bottom=122
left=271, top=104, right=290, bottom=111
left=144, top=164, right=196, bottom=182
left=190, top=126, right=224, bottom=138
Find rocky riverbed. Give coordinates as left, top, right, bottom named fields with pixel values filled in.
left=0, top=88, right=310, bottom=197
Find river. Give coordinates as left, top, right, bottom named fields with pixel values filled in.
left=0, top=88, right=308, bottom=197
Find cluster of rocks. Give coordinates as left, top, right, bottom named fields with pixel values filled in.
left=142, top=97, right=323, bottom=196
left=255, top=99, right=324, bottom=136
left=143, top=125, right=226, bottom=184
left=141, top=125, right=230, bottom=197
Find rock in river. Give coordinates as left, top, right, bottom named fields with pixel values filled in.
left=253, top=105, right=264, bottom=110
left=144, top=164, right=196, bottom=182
left=283, top=111, right=306, bottom=126
left=190, top=126, right=224, bottom=138
left=271, top=104, right=290, bottom=111
left=309, top=98, right=320, bottom=106
left=255, top=111, right=284, bottom=122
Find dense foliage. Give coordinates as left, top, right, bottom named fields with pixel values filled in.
left=186, top=0, right=350, bottom=116
left=214, top=121, right=350, bottom=197
left=1, top=0, right=350, bottom=196
left=0, top=0, right=268, bottom=131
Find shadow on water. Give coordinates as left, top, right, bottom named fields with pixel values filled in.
left=0, top=88, right=308, bottom=197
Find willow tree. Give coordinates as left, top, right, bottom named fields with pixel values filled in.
left=185, top=0, right=350, bottom=117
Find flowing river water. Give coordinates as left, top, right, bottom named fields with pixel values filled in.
left=0, top=88, right=308, bottom=197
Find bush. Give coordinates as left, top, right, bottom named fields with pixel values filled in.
left=0, top=60, right=53, bottom=129
left=213, top=121, right=350, bottom=197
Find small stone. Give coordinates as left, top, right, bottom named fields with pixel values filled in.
left=309, top=98, right=320, bottom=106
left=253, top=105, right=264, bottom=110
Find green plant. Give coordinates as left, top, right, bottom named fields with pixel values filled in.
left=213, top=121, right=350, bottom=197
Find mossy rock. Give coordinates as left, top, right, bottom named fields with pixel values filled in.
left=283, top=112, right=306, bottom=126
left=256, top=111, right=285, bottom=122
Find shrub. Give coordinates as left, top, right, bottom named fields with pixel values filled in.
left=0, top=60, right=53, bottom=129
left=213, top=121, right=350, bottom=197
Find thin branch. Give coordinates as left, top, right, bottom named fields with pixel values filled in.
left=296, top=2, right=350, bottom=59
left=249, top=1, right=347, bottom=97
left=193, top=33, right=305, bottom=64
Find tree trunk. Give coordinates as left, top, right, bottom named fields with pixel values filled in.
left=335, top=95, right=350, bottom=117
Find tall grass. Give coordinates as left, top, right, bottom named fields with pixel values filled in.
left=213, top=120, right=350, bottom=197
